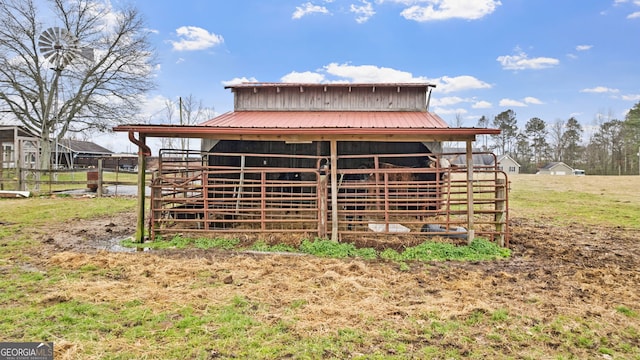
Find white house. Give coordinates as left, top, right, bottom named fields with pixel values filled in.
left=497, top=154, right=521, bottom=174
left=537, top=162, right=574, bottom=175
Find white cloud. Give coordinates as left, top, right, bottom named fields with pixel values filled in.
left=524, top=96, right=543, bottom=104
left=433, top=107, right=468, bottom=115
left=276, top=63, right=427, bottom=83
left=432, top=96, right=492, bottom=109
left=622, top=94, right=640, bottom=101
left=323, top=63, right=428, bottom=83
left=497, top=49, right=559, bottom=70
left=499, top=98, right=527, bottom=107
left=221, top=77, right=259, bottom=86
left=576, top=45, right=593, bottom=51
left=90, top=1, right=119, bottom=32
left=276, top=65, right=490, bottom=97
left=93, top=94, right=176, bottom=153
left=281, top=71, right=326, bottom=83
left=351, top=1, right=376, bottom=23
left=398, top=0, right=501, bottom=21
left=611, top=0, right=640, bottom=18
left=170, top=26, right=224, bottom=51
left=580, top=86, right=620, bottom=93
left=496, top=96, right=543, bottom=107
left=430, top=96, right=465, bottom=106
left=472, top=100, right=492, bottom=109
left=292, top=2, right=330, bottom=19
left=430, top=75, right=492, bottom=93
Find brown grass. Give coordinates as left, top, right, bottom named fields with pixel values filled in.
left=3, top=174, right=640, bottom=359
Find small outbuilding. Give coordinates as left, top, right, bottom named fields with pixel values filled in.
left=114, top=82, right=510, bottom=246
left=55, top=139, right=113, bottom=168
left=0, top=126, right=40, bottom=169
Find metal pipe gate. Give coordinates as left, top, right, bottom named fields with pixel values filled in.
left=149, top=150, right=509, bottom=246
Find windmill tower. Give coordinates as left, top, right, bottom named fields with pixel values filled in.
left=38, top=27, right=94, bottom=168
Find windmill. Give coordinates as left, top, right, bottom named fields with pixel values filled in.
left=37, top=27, right=94, bottom=168
left=38, top=27, right=94, bottom=70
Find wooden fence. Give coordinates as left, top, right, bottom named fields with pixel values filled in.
left=0, top=159, right=150, bottom=196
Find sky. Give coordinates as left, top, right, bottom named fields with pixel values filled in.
left=93, top=0, right=640, bottom=153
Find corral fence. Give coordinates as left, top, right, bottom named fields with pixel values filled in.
left=0, top=159, right=150, bottom=196
left=151, top=149, right=509, bottom=246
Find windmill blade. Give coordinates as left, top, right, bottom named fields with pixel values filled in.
left=40, top=49, right=58, bottom=62
left=38, top=27, right=60, bottom=46
left=38, top=26, right=88, bottom=69
left=59, top=28, right=79, bottom=49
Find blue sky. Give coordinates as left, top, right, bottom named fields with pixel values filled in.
left=97, top=0, right=640, bottom=152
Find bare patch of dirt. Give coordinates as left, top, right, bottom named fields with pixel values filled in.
left=17, top=211, right=640, bottom=358
left=36, top=212, right=137, bottom=253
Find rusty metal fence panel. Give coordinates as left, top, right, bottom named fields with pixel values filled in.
left=150, top=150, right=509, bottom=246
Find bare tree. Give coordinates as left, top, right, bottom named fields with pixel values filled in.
left=160, top=99, right=177, bottom=150
left=524, top=117, right=550, bottom=166
left=561, top=117, right=583, bottom=167
left=0, top=0, right=156, bottom=168
left=179, top=95, right=205, bottom=153
left=476, top=115, right=489, bottom=150
left=159, top=95, right=215, bottom=154
left=491, top=109, right=518, bottom=155
left=548, top=119, right=565, bottom=161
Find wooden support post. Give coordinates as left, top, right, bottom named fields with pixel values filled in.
left=18, top=167, right=23, bottom=191
left=330, top=140, right=339, bottom=241
left=466, top=140, right=475, bottom=244
left=97, top=158, right=103, bottom=197
left=135, top=136, right=147, bottom=243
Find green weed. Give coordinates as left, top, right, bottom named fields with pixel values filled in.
left=616, top=305, right=639, bottom=318
left=491, top=308, right=509, bottom=322
left=251, top=240, right=298, bottom=253
left=194, top=237, right=239, bottom=250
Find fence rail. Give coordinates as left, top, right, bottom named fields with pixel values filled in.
left=150, top=150, right=510, bottom=246
left=0, top=159, right=150, bottom=196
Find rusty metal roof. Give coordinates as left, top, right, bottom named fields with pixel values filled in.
left=113, top=110, right=500, bottom=142
left=200, top=111, right=449, bottom=128
left=114, top=82, right=502, bottom=141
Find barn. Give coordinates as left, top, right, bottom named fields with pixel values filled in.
left=55, top=139, right=113, bottom=168
left=114, top=83, right=509, bottom=246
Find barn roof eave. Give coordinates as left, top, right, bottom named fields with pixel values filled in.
left=113, top=124, right=500, bottom=141
left=224, top=82, right=437, bottom=90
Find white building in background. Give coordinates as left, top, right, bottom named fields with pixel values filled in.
left=537, top=162, right=574, bottom=175
left=497, top=154, right=521, bottom=174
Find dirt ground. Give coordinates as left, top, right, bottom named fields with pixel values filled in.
left=25, top=211, right=640, bottom=358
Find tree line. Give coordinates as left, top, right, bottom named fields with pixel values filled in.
left=475, top=102, right=640, bottom=175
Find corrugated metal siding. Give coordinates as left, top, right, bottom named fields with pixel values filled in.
left=200, top=111, right=449, bottom=129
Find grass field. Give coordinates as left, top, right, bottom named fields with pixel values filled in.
left=0, top=169, right=146, bottom=193
left=509, top=174, right=640, bottom=228
left=0, top=174, right=638, bottom=359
